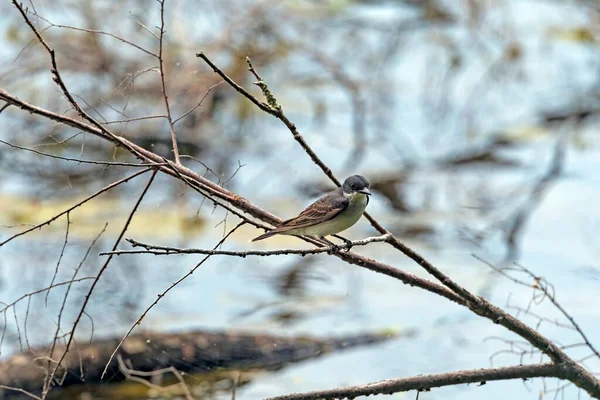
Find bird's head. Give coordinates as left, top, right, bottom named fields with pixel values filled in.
left=342, top=175, right=371, bottom=196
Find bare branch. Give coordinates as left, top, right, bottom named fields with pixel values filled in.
left=174, top=81, right=223, bottom=125
left=0, top=139, right=165, bottom=167
left=0, top=277, right=96, bottom=317
left=116, top=355, right=194, bottom=400
left=196, top=52, right=273, bottom=114
left=0, top=385, right=42, bottom=400
left=44, top=214, right=70, bottom=306
left=264, top=363, right=564, bottom=400
left=31, top=13, right=158, bottom=58
left=101, top=234, right=392, bottom=257
left=0, top=168, right=151, bottom=247
left=102, top=114, right=167, bottom=125
left=157, top=0, right=180, bottom=164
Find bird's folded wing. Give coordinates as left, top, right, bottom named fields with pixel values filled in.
left=275, top=194, right=348, bottom=232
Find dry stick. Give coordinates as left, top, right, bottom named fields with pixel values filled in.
left=174, top=81, right=223, bottom=125
left=31, top=13, right=157, bottom=58
left=45, top=214, right=70, bottom=306
left=263, top=363, right=565, bottom=400
left=514, top=263, right=600, bottom=363
left=0, top=385, right=43, bottom=400
left=0, top=168, right=151, bottom=247
left=157, top=0, right=180, bottom=164
left=12, top=307, right=23, bottom=352
left=0, top=278, right=96, bottom=316
left=102, top=234, right=392, bottom=256
left=43, top=170, right=158, bottom=396
left=0, top=139, right=164, bottom=167
left=116, top=355, right=194, bottom=400
left=103, top=114, right=167, bottom=125
left=195, top=53, right=600, bottom=397
left=100, top=221, right=246, bottom=379
left=24, top=296, right=33, bottom=350
left=106, top=236, right=466, bottom=306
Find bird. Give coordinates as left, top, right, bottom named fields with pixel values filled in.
left=252, top=175, right=371, bottom=250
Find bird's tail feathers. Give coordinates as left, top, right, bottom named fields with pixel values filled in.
left=250, top=230, right=278, bottom=242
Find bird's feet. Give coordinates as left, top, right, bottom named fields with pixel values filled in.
left=333, top=234, right=353, bottom=251
left=320, top=236, right=340, bottom=254
left=327, top=244, right=341, bottom=254
left=341, top=238, right=353, bottom=251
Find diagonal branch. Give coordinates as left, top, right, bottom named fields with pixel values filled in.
left=263, top=363, right=566, bottom=400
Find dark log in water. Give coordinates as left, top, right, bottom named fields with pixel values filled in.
left=0, top=329, right=399, bottom=398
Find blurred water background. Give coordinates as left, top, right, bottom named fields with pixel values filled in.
left=1, top=0, right=600, bottom=399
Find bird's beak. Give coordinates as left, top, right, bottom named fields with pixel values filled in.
left=359, top=188, right=372, bottom=196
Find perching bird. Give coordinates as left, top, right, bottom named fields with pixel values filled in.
left=252, top=175, right=371, bottom=247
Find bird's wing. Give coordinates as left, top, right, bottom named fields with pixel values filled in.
left=274, top=191, right=349, bottom=233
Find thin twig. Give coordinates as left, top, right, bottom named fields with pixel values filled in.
left=103, top=114, right=167, bottom=125
left=116, top=355, right=194, bottom=400
left=0, top=139, right=165, bottom=167
left=174, top=81, right=223, bottom=124
left=32, top=13, right=158, bottom=57
left=0, top=168, right=151, bottom=247
left=157, top=0, right=180, bottom=164
left=45, top=214, right=70, bottom=305
left=0, top=277, right=96, bottom=316
left=0, top=385, right=43, bottom=400
left=102, top=234, right=392, bottom=256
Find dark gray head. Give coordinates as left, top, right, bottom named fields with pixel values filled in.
left=342, top=175, right=371, bottom=195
